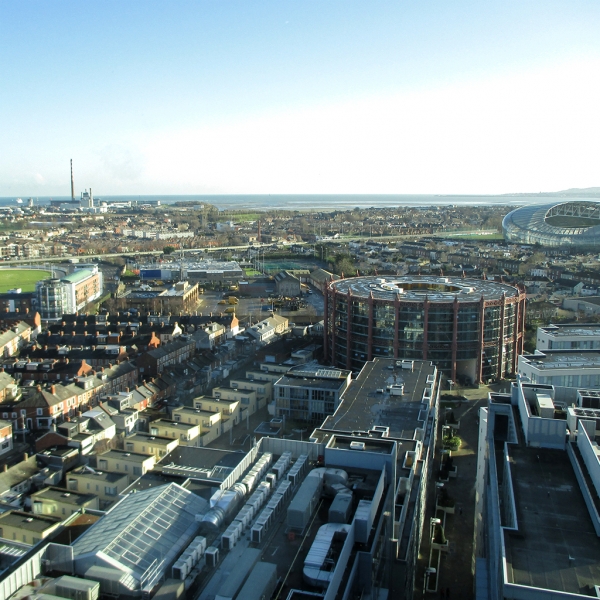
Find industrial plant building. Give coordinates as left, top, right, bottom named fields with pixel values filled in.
left=502, top=200, right=600, bottom=248
left=324, top=275, right=526, bottom=383
left=139, top=260, right=243, bottom=283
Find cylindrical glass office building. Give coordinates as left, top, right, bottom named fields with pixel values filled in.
left=324, top=276, right=526, bottom=383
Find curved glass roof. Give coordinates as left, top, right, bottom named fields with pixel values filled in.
left=502, top=201, right=600, bottom=248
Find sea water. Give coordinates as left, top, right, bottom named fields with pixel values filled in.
left=0, top=194, right=597, bottom=211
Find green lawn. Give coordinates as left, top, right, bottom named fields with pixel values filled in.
left=0, top=269, right=52, bottom=293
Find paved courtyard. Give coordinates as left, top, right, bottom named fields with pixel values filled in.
left=415, top=384, right=498, bottom=599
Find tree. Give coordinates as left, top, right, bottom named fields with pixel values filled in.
left=332, top=252, right=356, bottom=276
left=163, top=245, right=176, bottom=255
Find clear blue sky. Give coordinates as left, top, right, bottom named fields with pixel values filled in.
left=1, top=1, right=599, bottom=196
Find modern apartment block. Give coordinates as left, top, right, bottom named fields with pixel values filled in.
left=36, top=267, right=103, bottom=320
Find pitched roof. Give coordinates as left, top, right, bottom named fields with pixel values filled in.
left=72, top=483, right=207, bottom=584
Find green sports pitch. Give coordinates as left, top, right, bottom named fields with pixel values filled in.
left=0, top=269, right=52, bottom=293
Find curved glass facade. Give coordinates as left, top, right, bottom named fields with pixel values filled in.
left=502, top=201, right=600, bottom=248
left=326, top=276, right=526, bottom=383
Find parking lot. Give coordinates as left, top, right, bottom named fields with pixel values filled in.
left=195, top=286, right=324, bottom=323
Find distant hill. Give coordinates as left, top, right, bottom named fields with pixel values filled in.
left=502, top=187, right=600, bottom=197
left=555, top=187, right=600, bottom=195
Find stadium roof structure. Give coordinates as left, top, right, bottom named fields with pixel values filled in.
left=72, top=483, right=207, bottom=594
left=502, top=200, right=600, bottom=248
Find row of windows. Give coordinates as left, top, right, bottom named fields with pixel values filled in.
left=529, top=373, right=600, bottom=388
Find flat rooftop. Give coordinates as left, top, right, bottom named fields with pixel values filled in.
left=520, top=351, right=600, bottom=370
left=125, top=433, right=177, bottom=446
left=158, top=446, right=246, bottom=482
left=32, top=487, right=97, bottom=505
left=98, top=449, right=154, bottom=463
left=0, top=511, right=60, bottom=533
left=140, top=260, right=241, bottom=271
left=328, top=435, right=394, bottom=454
left=572, top=297, right=600, bottom=307
left=276, top=375, right=347, bottom=391
left=331, top=275, right=519, bottom=302
left=540, top=324, right=600, bottom=338
left=503, top=446, right=600, bottom=594
left=69, top=468, right=127, bottom=483
left=322, top=358, right=436, bottom=438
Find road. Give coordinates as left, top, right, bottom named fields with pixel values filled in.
left=0, top=230, right=498, bottom=266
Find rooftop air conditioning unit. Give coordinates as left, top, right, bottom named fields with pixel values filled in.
left=350, top=441, right=366, bottom=451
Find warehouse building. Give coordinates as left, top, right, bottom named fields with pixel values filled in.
left=139, top=260, right=243, bottom=283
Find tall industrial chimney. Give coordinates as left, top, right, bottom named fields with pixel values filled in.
left=70, top=159, right=75, bottom=200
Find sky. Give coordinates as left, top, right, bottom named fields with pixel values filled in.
left=1, top=1, right=600, bottom=197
